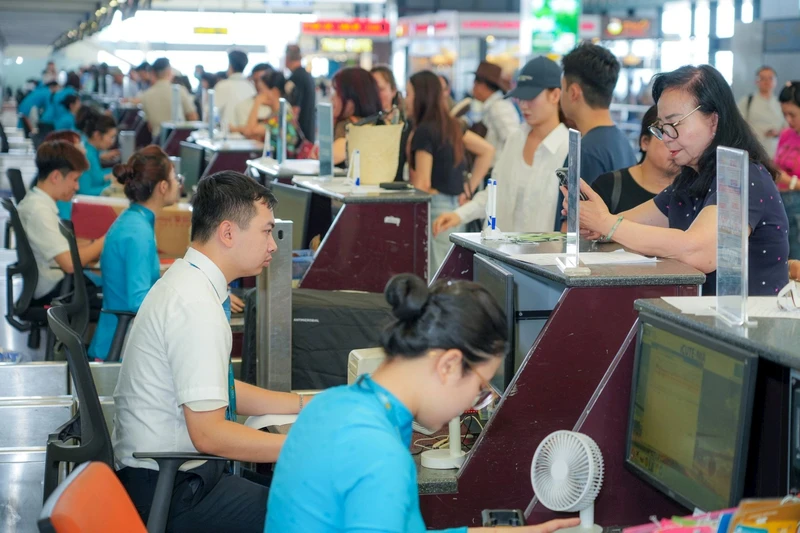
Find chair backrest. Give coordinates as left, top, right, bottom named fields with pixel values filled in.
left=38, top=461, right=146, bottom=533
left=58, top=221, right=91, bottom=336
left=46, top=306, right=114, bottom=468
left=0, top=121, right=9, bottom=153
left=7, top=168, right=27, bottom=204
left=2, top=197, right=39, bottom=316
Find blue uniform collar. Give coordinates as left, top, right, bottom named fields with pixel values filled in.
left=357, top=374, right=414, bottom=445
left=128, top=203, right=156, bottom=226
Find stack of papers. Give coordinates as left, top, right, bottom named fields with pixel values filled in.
left=510, top=250, right=658, bottom=267
left=661, top=296, right=800, bottom=320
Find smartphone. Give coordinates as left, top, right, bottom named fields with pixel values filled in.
left=379, top=182, right=413, bottom=190
left=481, top=509, right=526, bottom=527
left=555, top=167, right=589, bottom=201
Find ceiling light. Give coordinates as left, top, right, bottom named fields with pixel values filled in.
left=15, top=57, right=23, bottom=65
left=100, top=6, right=107, bottom=14
left=110, top=0, right=118, bottom=6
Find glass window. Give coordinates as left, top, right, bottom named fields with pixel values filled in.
left=742, top=0, right=754, bottom=24
left=716, top=0, right=735, bottom=38
left=715, top=51, right=734, bottom=84
left=662, top=1, right=692, bottom=39
left=694, top=1, right=710, bottom=38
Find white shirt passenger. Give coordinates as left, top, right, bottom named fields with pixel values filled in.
left=482, top=91, right=522, bottom=167
left=454, top=123, right=569, bottom=232
left=214, top=73, right=256, bottom=127
left=232, top=97, right=272, bottom=129
left=112, top=247, right=230, bottom=471
left=16, top=187, right=69, bottom=299
left=738, top=92, right=785, bottom=157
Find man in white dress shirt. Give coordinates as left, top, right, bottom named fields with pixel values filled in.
left=434, top=57, right=568, bottom=236
left=214, top=50, right=257, bottom=128
left=114, top=171, right=306, bottom=532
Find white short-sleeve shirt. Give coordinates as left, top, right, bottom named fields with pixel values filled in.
left=16, top=187, right=69, bottom=299
left=112, top=247, right=231, bottom=471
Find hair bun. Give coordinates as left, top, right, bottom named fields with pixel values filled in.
left=112, top=163, right=135, bottom=185
left=384, top=274, right=429, bottom=322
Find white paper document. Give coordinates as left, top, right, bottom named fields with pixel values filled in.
left=510, top=250, right=658, bottom=267
left=244, top=414, right=298, bottom=430
left=661, top=296, right=800, bottom=320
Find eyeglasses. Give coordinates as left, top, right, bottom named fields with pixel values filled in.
left=463, top=357, right=501, bottom=411
left=648, top=105, right=701, bottom=141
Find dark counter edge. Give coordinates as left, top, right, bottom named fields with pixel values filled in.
left=450, top=234, right=706, bottom=288
left=294, top=182, right=431, bottom=204
left=634, top=298, right=800, bottom=369
left=415, top=454, right=459, bottom=495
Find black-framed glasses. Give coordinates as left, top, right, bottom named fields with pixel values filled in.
left=464, top=357, right=501, bottom=410
left=648, top=105, right=701, bottom=141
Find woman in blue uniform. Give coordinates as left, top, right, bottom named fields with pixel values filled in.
left=88, top=145, right=180, bottom=361
left=266, top=273, right=580, bottom=533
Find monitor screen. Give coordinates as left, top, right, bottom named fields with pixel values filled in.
left=473, top=255, right=515, bottom=392
left=179, top=142, right=205, bottom=196
left=269, top=182, right=312, bottom=251
left=626, top=320, right=757, bottom=511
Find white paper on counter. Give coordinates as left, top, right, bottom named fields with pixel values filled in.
left=244, top=414, right=298, bottom=430
left=661, top=296, right=800, bottom=320
left=510, top=250, right=658, bottom=267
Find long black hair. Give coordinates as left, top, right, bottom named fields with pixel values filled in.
left=652, top=65, right=778, bottom=196
left=638, top=105, right=658, bottom=163
left=380, top=274, right=507, bottom=369
left=779, top=81, right=800, bottom=107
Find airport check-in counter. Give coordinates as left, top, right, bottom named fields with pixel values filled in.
left=417, top=233, right=705, bottom=529
left=289, top=176, right=430, bottom=293
left=246, top=157, right=347, bottom=186
left=190, top=138, right=264, bottom=180
left=159, top=121, right=207, bottom=157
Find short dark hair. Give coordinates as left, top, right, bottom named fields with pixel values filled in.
left=65, top=71, right=81, bottom=91
left=228, top=50, right=248, bottom=74
left=380, top=274, right=508, bottom=368
left=561, top=42, right=620, bottom=109
left=36, top=140, right=89, bottom=181
left=61, top=93, right=80, bottom=111
left=261, top=71, right=287, bottom=97
left=779, top=81, right=800, bottom=107
left=190, top=171, right=277, bottom=243
left=135, top=61, right=151, bottom=72
left=250, top=63, right=273, bottom=77
left=79, top=108, right=116, bottom=138
left=757, top=65, right=777, bottom=77
left=652, top=65, right=778, bottom=196
left=152, top=58, right=170, bottom=74
left=285, top=45, right=302, bottom=63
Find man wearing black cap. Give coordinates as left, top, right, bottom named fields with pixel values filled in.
left=434, top=56, right=569, bottom=237
left=471, top=61, right=521, bottom=167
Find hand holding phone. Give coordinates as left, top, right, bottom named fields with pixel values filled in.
left=555, top=168, right=589, bottom=201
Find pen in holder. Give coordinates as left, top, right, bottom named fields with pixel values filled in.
left=262, top=129, right=272, bottom=159
left=482, top=179, right=502, bottom=240
left=348, top=149, right=361, bottom=189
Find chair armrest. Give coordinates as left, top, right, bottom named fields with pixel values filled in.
left=104, top=310, right=137, bottom=362
left=133, top=452, right=227, bottom=533
left=101, top=309, right=137, bottom=318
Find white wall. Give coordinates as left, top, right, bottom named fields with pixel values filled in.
left=2, top=46, right=53, bottom=93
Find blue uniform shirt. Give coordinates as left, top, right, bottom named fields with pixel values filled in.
left=18, top=85, right=53, bottom=120
left=80, top=139, right=110, bottom=196
left=41, top=86, right=77, bottom=125
left=88, top=204, right=159, bottom=360
left=54, top=112, right=76, bottom=132
left=265, top=375, right=467, bottom=533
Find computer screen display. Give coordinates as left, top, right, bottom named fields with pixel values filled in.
left=473, top=255, right=515, bottom=392
left=179, top=142, right=205, bottom=196
left=626, top=320, right=757, bottom=511
left=269, top=182, right=312, bottom=251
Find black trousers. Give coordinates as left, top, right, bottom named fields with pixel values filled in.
left=117, top=461, right=269, bottom=533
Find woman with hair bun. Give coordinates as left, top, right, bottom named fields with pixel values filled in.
left=266, top=273, right=580, bottom=533
left=88, top=145, right=180, bottom=361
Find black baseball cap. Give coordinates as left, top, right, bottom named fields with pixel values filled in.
left=506, top=56, right=562, bottom=101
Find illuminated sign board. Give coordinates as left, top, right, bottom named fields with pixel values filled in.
left=319, top=38, right=374, bottom=53
left=302, top=19, right=390, bottom=37
left=521, top=0, right=581, bottom=57
left=602, top=17, right=658, bottom=40
left=194, top=27, right=228, bottom=35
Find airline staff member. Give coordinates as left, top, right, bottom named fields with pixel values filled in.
left=113, top=171, right=307, bottom=533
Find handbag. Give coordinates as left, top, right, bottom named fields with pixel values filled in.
left=291, top=115, right=315, bottom=160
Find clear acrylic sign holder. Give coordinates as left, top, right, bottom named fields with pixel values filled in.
left=317, top=103, right=334, bottom=181
left=716, top=146, right=755, bottom=327
left=556, top=129, right=590, bottom=276
left=277, top=98, right=288, bottom=164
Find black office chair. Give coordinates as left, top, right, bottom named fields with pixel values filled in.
left=44, top=306, right=225, bottom=533
left=43, top=305, right=115, bottom=503
left=0, top=122, right=9, bottom=154
left=4, top=168, right=27, bottom=249
left=1, top=198, right=70, bottom=358
left=57, top=220, right=133, bottom=362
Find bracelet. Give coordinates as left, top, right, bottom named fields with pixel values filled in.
left=604, top=215, right=624, bottom=242
left=298, top=394, right=305, bottom=412
left=791, top=176, right=798, bottom=191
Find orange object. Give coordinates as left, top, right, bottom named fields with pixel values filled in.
left=38, top=461, right=146, bottom=533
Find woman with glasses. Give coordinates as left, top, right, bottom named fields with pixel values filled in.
left=265, top=273, right=580, bottom=533
left=568, top=65, right=789, bottom=296
left=88, top=145, right=181, bottom=361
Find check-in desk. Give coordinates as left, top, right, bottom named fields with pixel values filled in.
left=160, top=121, right=207, bottom=157
left=192, top=138, right=264, bottom=179
left=113, top=103, right=141, bottom=131
left=291, top=177, right=430, bottom=293
left=418, top=234, right=705, bottom=529
left=246, top=157, right=347, bottom=185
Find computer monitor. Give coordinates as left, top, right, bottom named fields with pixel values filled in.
left=625, top=317, right=758, bottom=511
left=269, top=182, right=312, bottom=251
left=179, top=141, right=206, bottom=196
left=473, top=255, right=515, bottom=392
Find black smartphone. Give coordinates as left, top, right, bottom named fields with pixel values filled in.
left=379, top=182, right=413, bottom=190
left=555, top=167, right=588, bottom=201
left=481, top=509, right=526, bottom=527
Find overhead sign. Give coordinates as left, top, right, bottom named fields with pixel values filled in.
left=194, top=27, right=228, bottom=35
left=320, top=38, right=374, bottom=53
left=521, top=0, right=581, bottom=57
left=602, top=17, right=658, bottom=39
left=302, top=19, right=390, bottom=37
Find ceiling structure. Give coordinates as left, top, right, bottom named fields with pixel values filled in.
left=0, top=0, right=105, bottom=47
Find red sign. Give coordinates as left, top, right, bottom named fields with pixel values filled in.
left=302, top=19, right=390, bottom=37
left=460, top=20, right=520, bottom=31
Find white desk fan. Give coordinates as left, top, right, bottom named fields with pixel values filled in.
left=530, top=430, right=604, bottom=533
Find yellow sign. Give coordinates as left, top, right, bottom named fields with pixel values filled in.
left=194, top=27, right=228, bottom=35
left=319, top=38, right=373, bottom=53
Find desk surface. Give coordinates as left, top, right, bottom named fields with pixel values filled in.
left=415, top=455, right=458, bottom=494
left=193, top=138, right=264, bottom=153
left=292, top=176, right=431, bottom=204
left=450, top=233, right=706, bottom=288
left=635, top=298, right=800, bottom=370
left=247, top=157, right=347, bottom=178
left=161, top=121, right=207, bottom=130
